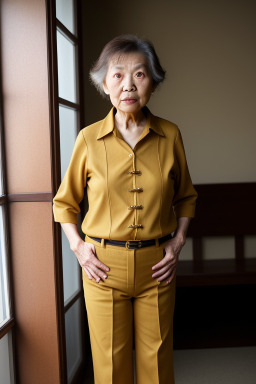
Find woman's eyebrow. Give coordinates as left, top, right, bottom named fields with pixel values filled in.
left=112, top=64, right=147, bottom=70
left=134, top=64, right=147, bottom=71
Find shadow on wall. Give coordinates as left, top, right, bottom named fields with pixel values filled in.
left=82, top=0, right=256, bottom=185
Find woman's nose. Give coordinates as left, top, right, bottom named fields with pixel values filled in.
left=123, top=76, right=136, bottom=92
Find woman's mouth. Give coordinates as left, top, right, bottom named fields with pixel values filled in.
left=121, top=98, right=137, bottom=104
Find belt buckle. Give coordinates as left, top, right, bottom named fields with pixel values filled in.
left=125, top=240, right=142, bottom=249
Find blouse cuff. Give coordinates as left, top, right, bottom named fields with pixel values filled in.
left=53, top=209, right=78, bottom=224
left=173, top=203, right=196, bottom=219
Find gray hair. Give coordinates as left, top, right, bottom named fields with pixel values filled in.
left=89, top=34, right=166, bottom=97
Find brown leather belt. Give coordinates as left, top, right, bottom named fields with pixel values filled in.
left=88, top=233, right=173, bottom=249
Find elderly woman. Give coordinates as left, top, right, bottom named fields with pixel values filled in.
left=53, top=34, right=197, bottom=384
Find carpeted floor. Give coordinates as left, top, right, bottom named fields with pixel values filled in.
left=83, top=346, right=256, bottom=383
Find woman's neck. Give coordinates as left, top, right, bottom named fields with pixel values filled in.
left=114, top=108, right=146, bottom=130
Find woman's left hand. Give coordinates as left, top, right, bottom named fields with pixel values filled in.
left=152, top=235, right=185, bottom=284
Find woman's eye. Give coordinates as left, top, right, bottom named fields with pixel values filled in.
left=114, top=73, right=121, bottom=78
left=135, top=72, right=144, bottom=78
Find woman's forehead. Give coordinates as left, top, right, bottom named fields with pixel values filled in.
left=107, top=52, right=148, bottom=69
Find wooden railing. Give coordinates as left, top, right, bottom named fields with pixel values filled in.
left=174, top=183, right=256, bottom=349
left=176, top=182, right=256, bottom=287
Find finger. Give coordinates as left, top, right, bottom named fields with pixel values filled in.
left=87, top=263, right=108, bottom=282
left=82, top=248, right=110, bottom=273
left=83, top=266, right=92, bottom=280
left=157, top=267, right=175, bottom=282
left=85, top=246, right=110, bottom=272
left=93, top=257, right=110, bottom=272
left=152, top=263, right=170, bottom=278
left=165, top=269, right=176, bottom=284
left=85, top=256, right=109, bottom=277
left=152, top=255, right=176, bottom=271
left=86, top=265, right=102, bottom=283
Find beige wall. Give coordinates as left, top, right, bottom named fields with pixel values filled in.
left=82, top=0, right=256, bottom=184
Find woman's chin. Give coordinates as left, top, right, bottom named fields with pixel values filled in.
left=114, top=101, right=148, bottom=114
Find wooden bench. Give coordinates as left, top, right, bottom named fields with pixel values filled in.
left=176, top=182, right=256, bottom=287
left=174, top=182, right=256, bottom=349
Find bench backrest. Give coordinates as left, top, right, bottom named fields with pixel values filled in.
left=187, top=183, right=256, bottom=261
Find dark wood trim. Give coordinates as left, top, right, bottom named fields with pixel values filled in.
left=0, top=39, right=8, bottom=197
left=52, top=222, right=67, bottom=383
left=74, top=0, right=80, bottom=119
left=75, top=2, right=87, bottom=378
left=184, top=183, right=256, bottom=286
left=174, top=284, right=256, bottom=349
left=71, top=362, right=85, bottom=384
left=58, top=97, right=80, bottom=110
left=64, top=290, right=83, bottom=313
left=188, top=182, right=256, bottom=236
left=176, top=182, right=256, bottom=349
left=7, top=192, right=53, bottom=202
left=176, top=259, right=256, bottom=287
left=0, top=195, right=7, bottom=205
left=79, top=289, right=88, bottom=383
left=77, top=0, right=85, bottom=128
left=235, top=235, right=244, bottom=260
left=0, top=318, right=15, bottom=339
left=56, top=19, right=78, bottom=44
left=47, top=1, right=87, bottom=382
left=46, top=0, right=61, bottom=195
left=68, top=293, right=85, bottom=384
left=46, top=1, right=67, bottom=383
left=192, top=237, right=203, bottom=261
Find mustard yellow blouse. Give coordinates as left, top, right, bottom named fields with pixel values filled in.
left=53, top=106, right=197, bottom=241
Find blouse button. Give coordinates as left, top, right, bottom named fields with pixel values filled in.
left=129, top=153, right=133, bottom=157
left=128, top=205, right=143, bottom=210
left=128, top=188, right=143, bottom=192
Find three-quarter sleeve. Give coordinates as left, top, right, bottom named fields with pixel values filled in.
left=172, top=129, right=197, bottom=218
left=52, top=130, right=88, bottom=224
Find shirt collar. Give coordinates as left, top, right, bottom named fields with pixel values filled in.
left=96, top=106, right=165, bottom=140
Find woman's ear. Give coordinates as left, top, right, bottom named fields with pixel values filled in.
left=102, top=81, right=109, bottom=95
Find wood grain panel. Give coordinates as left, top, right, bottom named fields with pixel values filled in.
left=188, top=183, right=256, bottom=236
left=1, top=0, right=52, bottom=193
left=7, top=192, right=53, bottom=202
left=9, top=202, right=60, bottom=384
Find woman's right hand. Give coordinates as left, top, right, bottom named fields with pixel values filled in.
left=73, top=240, right=110, bottom=283
left=60, top=223, right=110, bottom=283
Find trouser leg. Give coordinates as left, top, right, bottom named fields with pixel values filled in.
left=134, top=245, right=176, bottom=384
left=82, top=237, right=134, bottom=384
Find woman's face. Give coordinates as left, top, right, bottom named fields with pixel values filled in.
left=103, top=51, right=156, bottom=114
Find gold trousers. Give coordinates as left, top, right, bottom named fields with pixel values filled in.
left=82, top=235, right=176, bottom=384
